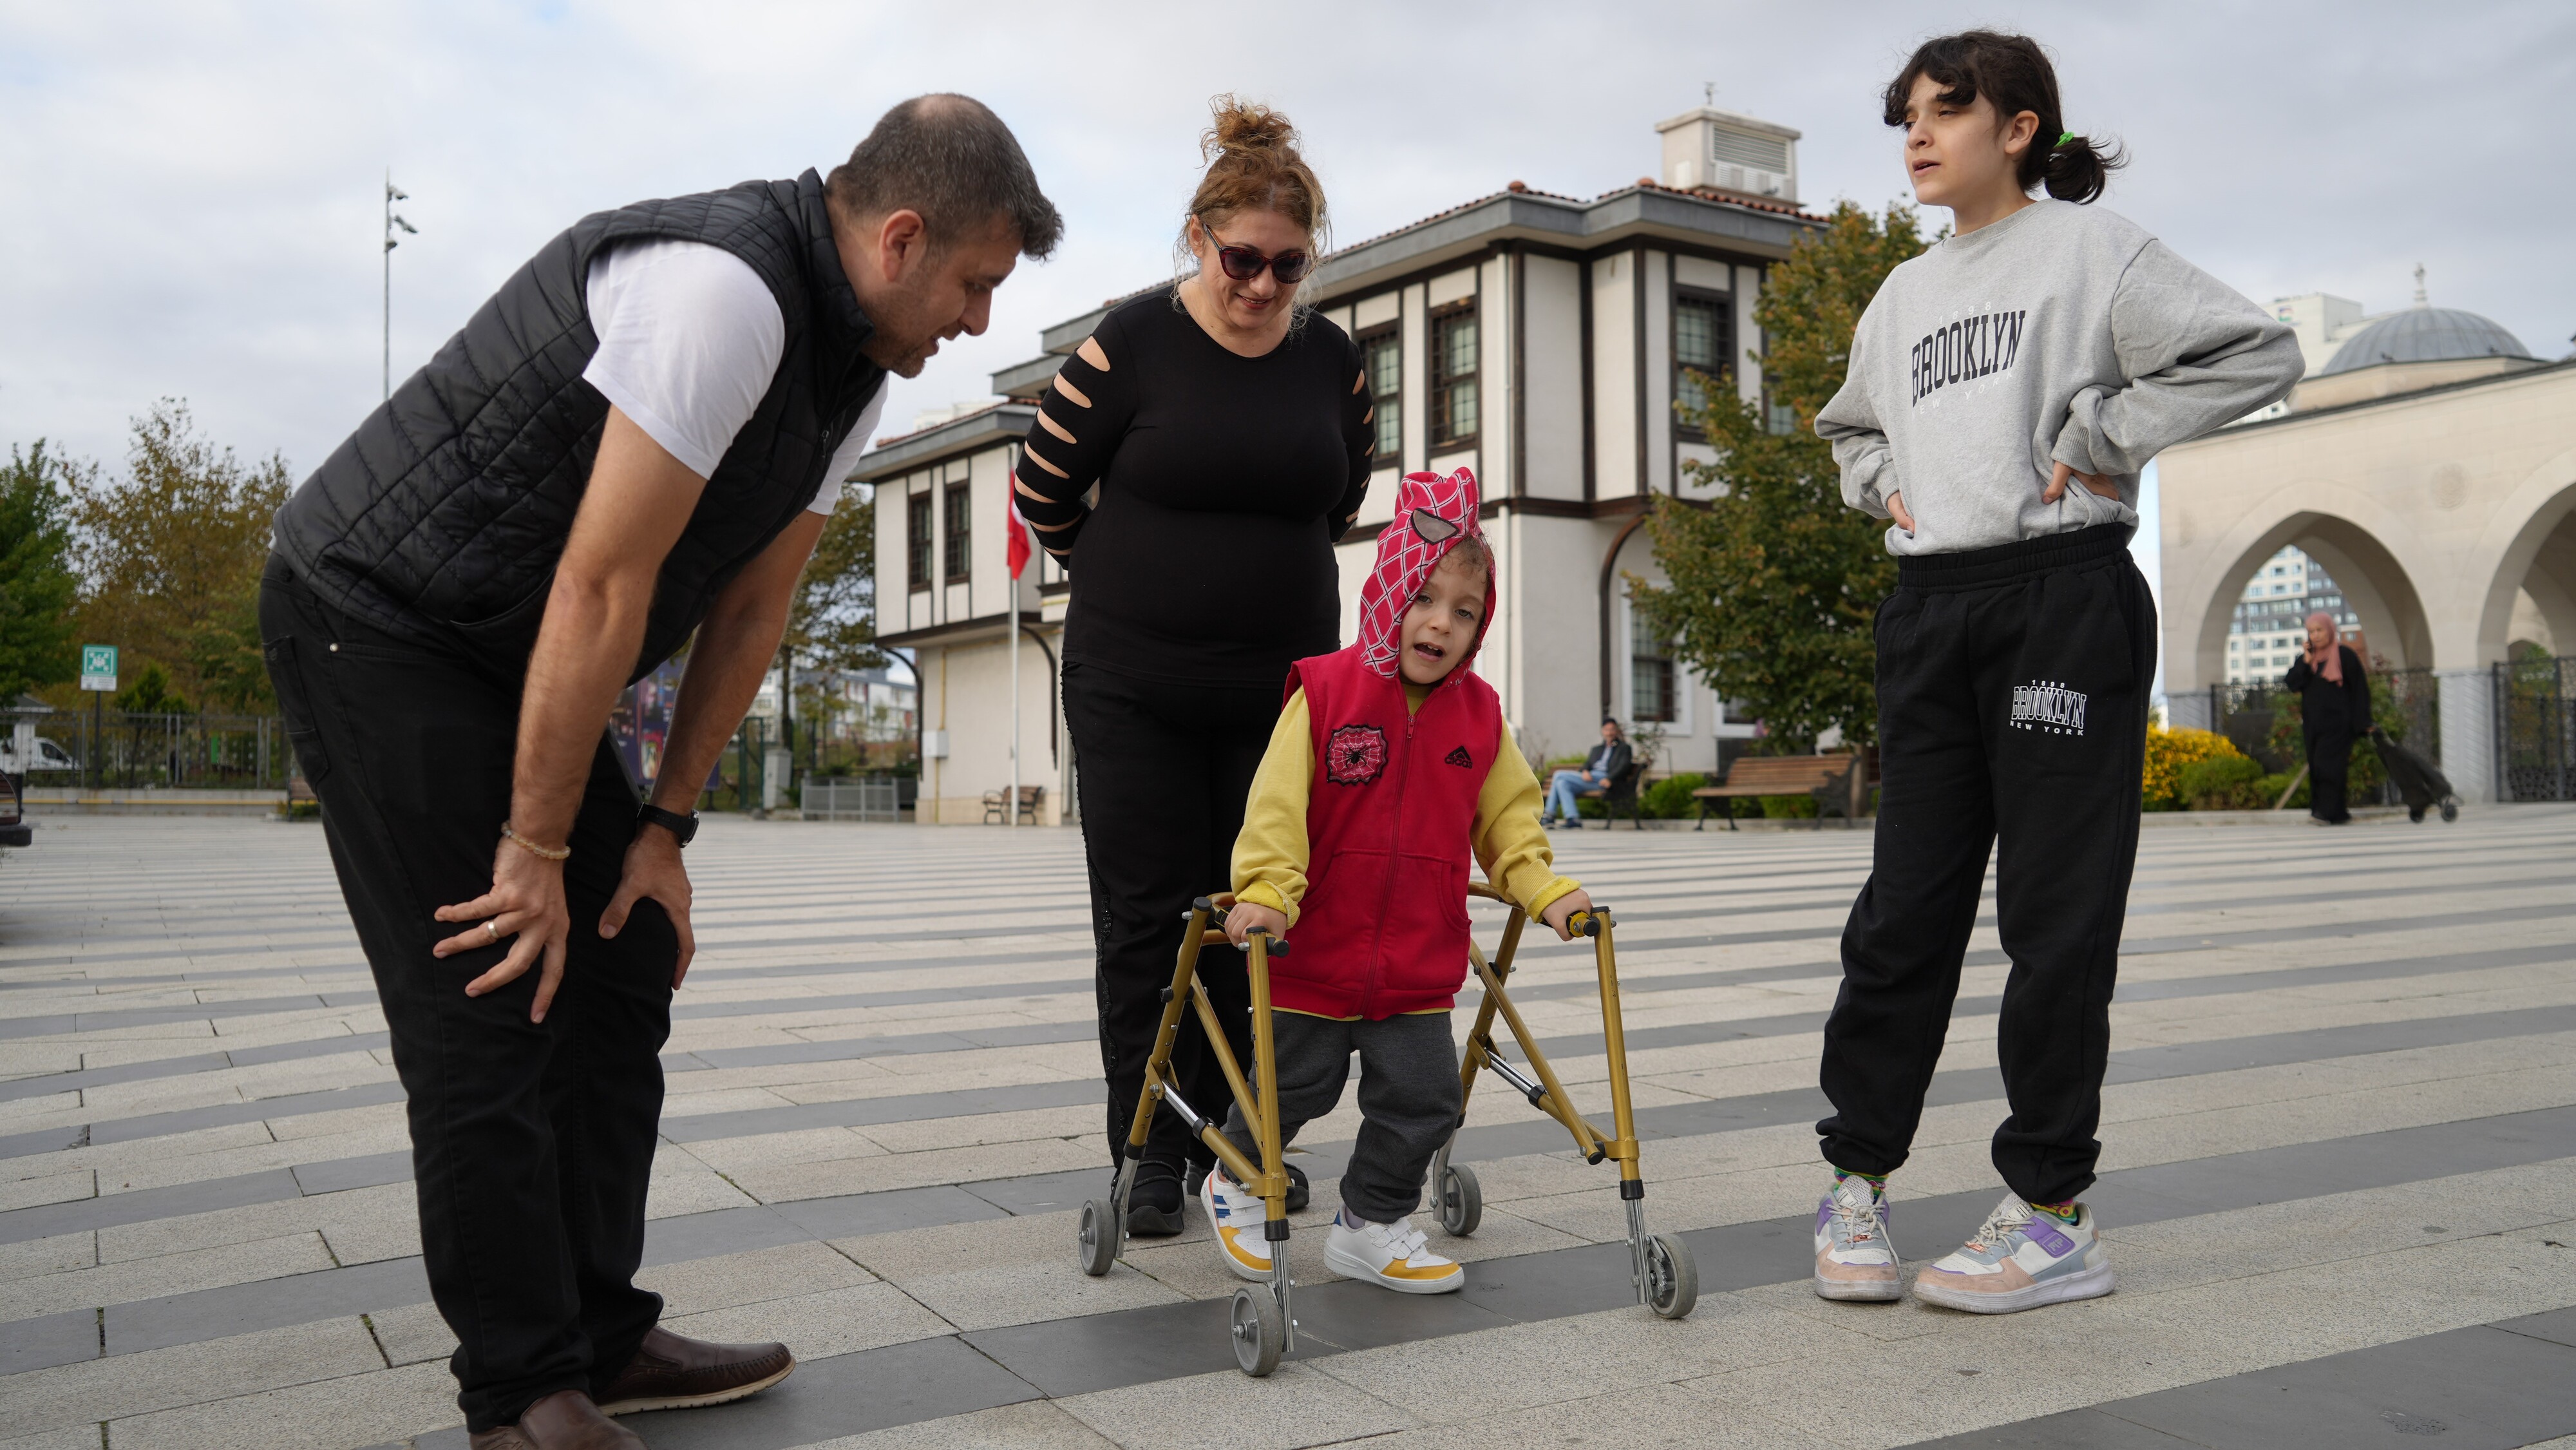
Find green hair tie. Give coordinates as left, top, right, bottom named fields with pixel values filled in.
left=2056, top=131, right=2076, bottom=148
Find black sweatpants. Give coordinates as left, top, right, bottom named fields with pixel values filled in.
left=1819, top=524, right=2155, bottom=1207
left=1061, top=659, right=1279, bottom=1167
left=2306, top=727, right=2353, bottom=823
left=1221, top=1011, right=1461, bottom=1224
left=260, top=560, right=676, bottom=1432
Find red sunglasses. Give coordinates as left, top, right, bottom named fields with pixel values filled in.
left=1200, top=219, right=1314, bottom=284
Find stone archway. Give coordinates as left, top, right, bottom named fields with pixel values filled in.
left=2174, top=502, right=2432, bottom=710
left=2465, top=457, right=2576, bottom=665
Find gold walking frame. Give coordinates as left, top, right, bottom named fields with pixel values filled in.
left=1075, top=886, right=1699, bottom=1377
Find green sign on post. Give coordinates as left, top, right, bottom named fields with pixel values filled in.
left=80, top=644, right=118, bottom=694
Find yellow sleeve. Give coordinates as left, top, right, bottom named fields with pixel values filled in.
left=1231, top=689, right=1316, bottom=927
left=1473, top=716, right=1581, bottom=919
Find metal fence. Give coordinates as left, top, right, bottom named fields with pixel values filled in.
left=16, top=711, right=291, bottom=792
left=2499, top=654, right=2575, bottom=803
left=800, top=776, right=913, bottom=821
left=2197, top=665, right=2440, bottom=806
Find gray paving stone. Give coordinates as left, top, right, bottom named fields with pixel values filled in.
left=101, top=1256, right=430, bottom=1355
left=0, top=1170, right=301, bottom=1247
left=0, top=1308, right=97, bottom=1375
left=290, top=1150, right=410, bottom=1196
left=12, top=810, right=2573, bottom=1447
left=1927, top=1324, right=2576, bottom=1449
left=620, top=1333, right=1038, bottom=1449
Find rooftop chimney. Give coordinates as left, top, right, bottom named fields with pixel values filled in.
left=1655, top=105, right=1800, bottom=204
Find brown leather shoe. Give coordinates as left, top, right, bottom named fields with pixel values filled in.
left=469, top=1389, right=643, bottom=1449
left=594, top=1326, right=795, bottom=1416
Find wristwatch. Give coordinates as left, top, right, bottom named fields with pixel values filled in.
left=636, top=803, right=698, bottom=847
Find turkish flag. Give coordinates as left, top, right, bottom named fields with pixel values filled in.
left=1005, top=496, right=1032, bottom=580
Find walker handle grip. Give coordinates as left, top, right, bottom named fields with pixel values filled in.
left=1247, top=928, right=1289, bottom=958
left=1568, top=908, right=1605, bottom=938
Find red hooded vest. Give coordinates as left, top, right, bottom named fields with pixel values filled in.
left=1273, top=468, right=1501, bottom=1019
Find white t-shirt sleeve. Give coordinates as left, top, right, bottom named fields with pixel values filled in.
left=805, top=378, right=891, bottom=515
left=582, top=240, right=786, bottom=479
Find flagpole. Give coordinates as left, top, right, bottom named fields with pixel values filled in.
left=1009, top=556, right=1020, bottom=829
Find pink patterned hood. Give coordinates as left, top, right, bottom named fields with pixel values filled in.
left=1353, top=467, right=1492, bottom=680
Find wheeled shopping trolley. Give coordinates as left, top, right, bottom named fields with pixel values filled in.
left=1076, top=889, right=1696, bottom=1378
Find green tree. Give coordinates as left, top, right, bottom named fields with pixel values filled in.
left=0, top=442, right=84, bottom=701
left=68, top=400, right=290, bottom=705
left=784, top=488, right=886, bottom=675
left=1633, top=200, right=1929, bottom=754
left=187, top=581, right=274, bottom=712
left=113, top=660, right=191, bottom=714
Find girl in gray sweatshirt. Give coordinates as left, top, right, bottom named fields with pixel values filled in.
left=1806, top=30, right=2303, bottom=1324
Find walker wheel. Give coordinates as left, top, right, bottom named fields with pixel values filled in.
left=1229, top=1286, right=1283, bottom=1377
left=1645, top=1232, right=1698, bottom=1320
left=1077, top=1199, right=1118, bottom=1277
left=1437, top=1161, right=1483, bottom=1237
left=2440, top=798, right=2459, bottom=823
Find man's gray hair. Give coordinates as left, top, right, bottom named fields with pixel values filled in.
left=828, top=95, right=1063, bottom=259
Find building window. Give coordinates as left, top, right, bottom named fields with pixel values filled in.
left=1630, top=609, right=1676, bottom=723
left=1430, top=303, right=1479, bottom=449
left=942, top=483, right=971, bottom=582
left=1673, top=289, right=1732, bottom=432
left=1359, top=324, right=1401, bottom=463
left=907, top=492, right=933, bottom=592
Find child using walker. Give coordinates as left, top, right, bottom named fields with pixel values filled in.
left=1205, top=466, right=1591, bottom=1294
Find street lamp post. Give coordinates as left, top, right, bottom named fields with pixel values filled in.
left=384, top=173, right=416, bottom=401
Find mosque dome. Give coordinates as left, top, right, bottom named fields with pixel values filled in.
left=2318, top=307, right=2537, bottom=376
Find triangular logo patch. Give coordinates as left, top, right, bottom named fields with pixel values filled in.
left=1444, top=745, right=1472, bottom=769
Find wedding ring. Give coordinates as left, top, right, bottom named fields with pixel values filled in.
left=482, top=921, right=500, bottom=942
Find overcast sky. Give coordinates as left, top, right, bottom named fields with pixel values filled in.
left=5, top=0, right=2568, bottom=492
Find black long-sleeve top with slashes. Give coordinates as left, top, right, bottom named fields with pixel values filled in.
left=1012, top=287, right=1374, bottom=687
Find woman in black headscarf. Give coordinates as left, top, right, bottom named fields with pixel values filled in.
left=2283, top=611, right=2370, bottom=825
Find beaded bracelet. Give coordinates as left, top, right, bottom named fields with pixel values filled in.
left=500, top=822, right=571, bottom=861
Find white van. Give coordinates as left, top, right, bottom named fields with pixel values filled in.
left=0, top=736, right=79, bottom=774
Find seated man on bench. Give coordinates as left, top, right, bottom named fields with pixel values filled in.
left=1542, top=718, right=1632, bottom=830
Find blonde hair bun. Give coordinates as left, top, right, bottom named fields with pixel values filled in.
left=1186, top=93, right=1327, bottom=247
left=1204, top=95, right=1298, bottom=160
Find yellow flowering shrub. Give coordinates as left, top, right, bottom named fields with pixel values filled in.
left=2141, top=727, right=2244, bottom=811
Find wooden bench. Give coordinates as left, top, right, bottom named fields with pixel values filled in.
left=1692, top=754, right=1873, bottom=830
left=282, top=772, right=319, bottom=819
left=1571, top=761, right=1643, bottom=830
left=983, top=783, right=1045, bottom=825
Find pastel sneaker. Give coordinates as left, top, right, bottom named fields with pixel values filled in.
left=1200, top=1170, right=1272, bottom=1282
left=1324, top=1212, right=1464, bottom=1294
left=1814, top=1175, right=1902, bottom=1302
left=1911, top=1195, right=2114, bottom=1315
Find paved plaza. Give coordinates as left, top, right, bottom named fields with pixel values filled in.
left=2, top=809, right=2574, bottom=1449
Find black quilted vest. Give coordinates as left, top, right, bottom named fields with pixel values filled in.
left=273, top=169, right=885, bottom=683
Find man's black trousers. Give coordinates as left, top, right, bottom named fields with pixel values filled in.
left=1061, top=660, right=1276, bottom=1167
left=1819, top=524, right=2155, bottom=1207
left=260, top=560, right=675, bottom=1432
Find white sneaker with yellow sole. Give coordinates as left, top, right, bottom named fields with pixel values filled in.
left=1201, top=1170, right=1272, bottom=1283
left=1323, top=1212, right=1463, bottom=1294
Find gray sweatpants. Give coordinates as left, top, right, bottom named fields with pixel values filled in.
left=1220, top=1010, right=1460, bottom=1224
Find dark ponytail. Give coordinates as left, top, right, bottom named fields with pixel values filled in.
left=1881, top=30, right=2125, bottom=204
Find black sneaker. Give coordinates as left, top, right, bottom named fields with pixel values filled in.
left=1126, top=1161, right=1186, bottom=1236
left=1185, top=1157, right=1309, bottom=1213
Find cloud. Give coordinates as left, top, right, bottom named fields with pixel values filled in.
left=4, top=0, right=2567, bottom=479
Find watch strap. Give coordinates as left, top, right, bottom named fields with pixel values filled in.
left=636, top=803, right=698, bottom=846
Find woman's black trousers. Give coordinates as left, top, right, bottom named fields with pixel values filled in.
left=1061, top=660, right=1280, bottom=1167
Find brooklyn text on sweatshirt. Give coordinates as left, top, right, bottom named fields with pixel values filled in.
left=1910, top=310, right=2027, bottom=406
left=1817, top=200, right=2302, bottom=557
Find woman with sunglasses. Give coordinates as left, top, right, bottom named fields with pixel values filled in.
left=1014, top=95, right=1374, bottom=1236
